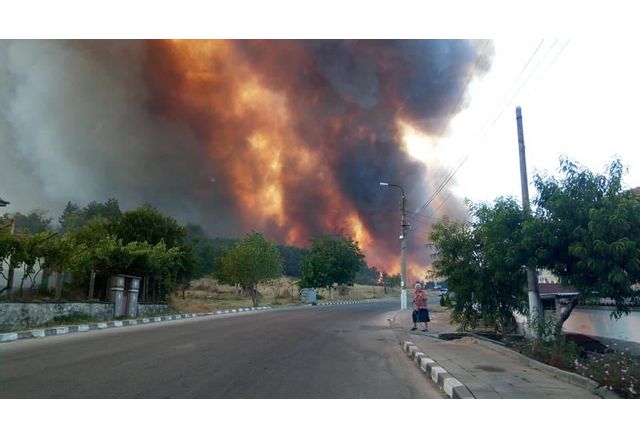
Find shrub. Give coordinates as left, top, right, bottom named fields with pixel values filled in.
left=574, top=349, right=639, bottom=398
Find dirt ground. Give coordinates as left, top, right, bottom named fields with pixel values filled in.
left=169, top=277, right=399, bottom=313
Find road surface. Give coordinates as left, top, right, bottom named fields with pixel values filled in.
left=0, top=300, right=444, bottom=398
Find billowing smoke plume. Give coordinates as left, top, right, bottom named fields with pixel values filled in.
left=0, top=40, right=493, bottom=275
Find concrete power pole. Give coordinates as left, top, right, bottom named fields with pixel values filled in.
left=516, top=106, right=542, bottom=334
left=400, top=192, right=408, bottom=310
left=379, top=181, right=408, bottom=310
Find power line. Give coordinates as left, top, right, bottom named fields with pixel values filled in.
left=524, top=39, right=571, bottom=97
left=409, top=39, right=569, bottom=221
left=407, top=41, right=490, bottom=209
left=431, top=191, right=455, bottom=215
left=479, top=39, right=561, bottom=142
left=476, top=39, right=545, bottom=137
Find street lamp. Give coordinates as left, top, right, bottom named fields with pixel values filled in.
left=379, top=181, right=408, bottom=310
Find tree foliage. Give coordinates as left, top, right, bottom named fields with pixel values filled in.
left=221, top=231, right=282, bottom=306
left=277, top=244, right=308, bottom=278
left=1, top=209, right=52, bottom=234
left=299, top=235, right=365, bottom=289
left=59, top=199, right=121, bottom=232
left=184, top=223, right=235, bottom=279
left=384, top=273, right=401, bottom=288
left=355, top=264, right=381, bottom=285
left=526, top=158, right=640, bottom=328
left=3, top=200, right=196, bottom=301
left=116, top=204, right=186, bottom=247
left=430, top=198, right=528, bottom=333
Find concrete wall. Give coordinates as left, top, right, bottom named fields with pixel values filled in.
left=0, top=302, right=171, bottom=330
left=563, top=306, right=640, bottom=344
left=137, top=303, right=170, bottom=316
left=0, top=302, right=114, bottom=331
left=515, top=306, right=640, bottom=353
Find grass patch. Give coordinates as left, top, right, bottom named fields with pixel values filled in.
left=170, top=277, right=396, bottom=313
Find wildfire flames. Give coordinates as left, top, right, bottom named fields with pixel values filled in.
left=0, top=40, right=493, bottom=277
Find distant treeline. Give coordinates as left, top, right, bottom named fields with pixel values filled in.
left=1, top=198, right=388, bottom=286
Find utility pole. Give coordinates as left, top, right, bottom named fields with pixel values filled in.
left=516, top=106, right=542, bottom=335
left=400, top=191, right=408, bottom=310
left=380, top=182, right=408, bottom=310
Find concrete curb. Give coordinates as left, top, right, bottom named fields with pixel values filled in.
left=0, top=306, right=274, bottom=345
left=468, top=334, right=620, bottom=399
left=403, top=341, right=475, bottom=399
left=0, top=300, right=376, bottom=345
left=318, top=300, right=374, bottom=307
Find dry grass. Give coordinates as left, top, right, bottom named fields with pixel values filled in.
left=169, top=277, right=398, bottom=313
left=169, top=276, right=302, bottom=313
left=315, top=284, right=399, bottom=300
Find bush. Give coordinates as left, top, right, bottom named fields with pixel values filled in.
left=574, top=349, right=639, bottom=398
left=510, top=313, right=639, bottom=398
left=512, top=313, right=581, bottom=369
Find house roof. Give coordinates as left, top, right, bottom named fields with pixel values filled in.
left=538, top=283, right=580, bottom=298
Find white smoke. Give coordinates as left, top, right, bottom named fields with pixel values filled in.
left=0, top=41, right=216, bottom=227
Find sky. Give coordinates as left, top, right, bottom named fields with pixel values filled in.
left=405, top=38, right=640, bottom=216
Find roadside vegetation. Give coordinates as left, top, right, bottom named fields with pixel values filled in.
left=1, top=198, right=401, bottom=330
left=169, top=276, right=397, bottom=314
left=430, top=158, right=640, bottom=398
left=510, top=314, right=639, bottom=398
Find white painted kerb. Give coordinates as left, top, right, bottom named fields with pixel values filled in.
left=443, top=377, right=464, bottom=397
left=431, top=366, right=446, bottom=382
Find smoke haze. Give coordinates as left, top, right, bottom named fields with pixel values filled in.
left=0, top=40, right=493, bottom=274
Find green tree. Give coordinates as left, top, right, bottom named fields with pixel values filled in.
left=221, top=231, right=282, bottom=306
left=116, top=204, right=186, bottom=247
left=355, top=264, right=381, bottom=285
left=0, top=229, right=20, bottom=292
left=58, top=199, right=122, bottom=232
left=184, top=224, right=235, bottom=279
left=58, top=201, right=83, bottom=232
left=1, top=210, right=52, bottom=234
left=430, top=198, right=528, bottom=334
left=39, top=234, right=78, bottom=299
left=527, top=158, right=640, bottom=333
left=473, top=198, right=529, bottom=333
left=430, top=218, right=480, bottom=331
left=386, top=273, right=401, bottom=287
left=277, top=244, right=309, bottom=278
left=12, top=232, right=56, bottom=293
left=83, top=198, right=122, bottom=223
left=299, top=235, right=365, bottom=296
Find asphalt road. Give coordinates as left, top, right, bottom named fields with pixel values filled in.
left=0, top=300, right=444, bottom=398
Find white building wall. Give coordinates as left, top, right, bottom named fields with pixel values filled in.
left=0, top=260, right=44, bottom=291
left=563, top=307, right=640, bottom=344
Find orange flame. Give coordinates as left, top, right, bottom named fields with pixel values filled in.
left=164, top=40, right=379, bottom=259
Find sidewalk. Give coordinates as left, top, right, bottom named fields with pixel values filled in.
left=393, top=304, right=598, bottom=398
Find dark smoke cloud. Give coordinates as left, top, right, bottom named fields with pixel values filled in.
left=0, top=40, right=493, bottom=272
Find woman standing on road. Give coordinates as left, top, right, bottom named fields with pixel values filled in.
left=411, top=281, right=430, bottom=332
